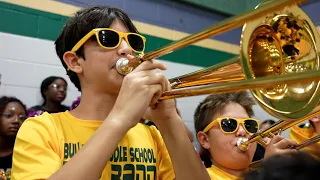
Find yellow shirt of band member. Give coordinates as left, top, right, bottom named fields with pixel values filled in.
left=207, top=165, right=240, bottom=180
left=289, top=125, right=320, bottom=159
left=11, top=111, right=175, bottom=180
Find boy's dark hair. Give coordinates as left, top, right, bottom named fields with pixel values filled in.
left=55, top=6, right=139, bottom=91
left=0, top=96, right=27, bottom=116
left=242, top=152, right=320, bottom=180
left=194, top=91, right=256, bottom=167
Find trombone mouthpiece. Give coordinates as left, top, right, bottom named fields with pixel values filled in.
left=237, top=137, right=249, bottom=151
left=116, top=58, right=133, bottom=75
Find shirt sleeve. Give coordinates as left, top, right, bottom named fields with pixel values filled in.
left=149, top=126, right=175, bottom=180
left=11, top=113, right=63, bottom=180
left=289, top=125, right=320, bottom=159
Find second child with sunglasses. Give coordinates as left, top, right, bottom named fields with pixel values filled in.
left=194, top=91, right=298, bottom=180
left=11, top=5, right=209, bottom=180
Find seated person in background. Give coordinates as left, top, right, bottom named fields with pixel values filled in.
left=242, top=151, right=320, bottom=180
left=290, top=115, right=320, bottom=159
left=252, top=119, right=276, bottom=162
left=0, top=96, right=27, bottom=180
left=28, top=76, right=69, bottom=117
left=194, top=91, right=298, bottom=180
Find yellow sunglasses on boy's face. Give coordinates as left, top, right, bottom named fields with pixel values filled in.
left=71, top=28, right=146, bottom=53
left=203, top=117, right=260, bottom=134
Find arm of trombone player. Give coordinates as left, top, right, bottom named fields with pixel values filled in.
left=144, top=94, right=209, bottom=180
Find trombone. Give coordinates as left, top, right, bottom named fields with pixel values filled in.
left=116, top=0, right=320, bottom=152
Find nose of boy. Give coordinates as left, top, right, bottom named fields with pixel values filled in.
left=236, top=125, right=247, bottom=137
left=118, top=39, right=132, bottom=56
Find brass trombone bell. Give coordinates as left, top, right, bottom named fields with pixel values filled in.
left=117, top=0, right=320, bottom=121
left=234, top=0, right=320, bottom=153
left=156, top=0, right=320, bottom=153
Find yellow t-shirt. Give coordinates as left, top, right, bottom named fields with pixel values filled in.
left=289, top=125, right=320, bottom=159
left=207, top=165, right=240, bottom=180
left=11, top=111, right=175, bottom=180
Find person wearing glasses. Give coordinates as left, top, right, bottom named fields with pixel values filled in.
left=11, top=5, right=209, bottom=180
left=28, top=76, right=69, bottom=117
left=194, top=91, right=298, bottom=180
left=0, top=96, right=27, bottom=180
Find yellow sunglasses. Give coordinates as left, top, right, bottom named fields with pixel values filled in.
left=71, top=28, right=146, bottom=53
left=203, top=117, right=260, bottom=134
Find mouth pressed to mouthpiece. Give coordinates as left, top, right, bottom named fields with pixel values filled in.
left=237, top=137, right=249, bottom=151
left=116, top=58, right=133, bottom=75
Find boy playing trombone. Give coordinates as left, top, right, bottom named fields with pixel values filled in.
left=194, top=91, right=298, bottom=179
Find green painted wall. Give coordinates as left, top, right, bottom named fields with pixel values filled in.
left=0, top=1, right=236, bottom=68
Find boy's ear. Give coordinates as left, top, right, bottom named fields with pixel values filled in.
left=63, top=51, right=83, bottom=73
left=197, top=131, right=210, bottom=150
